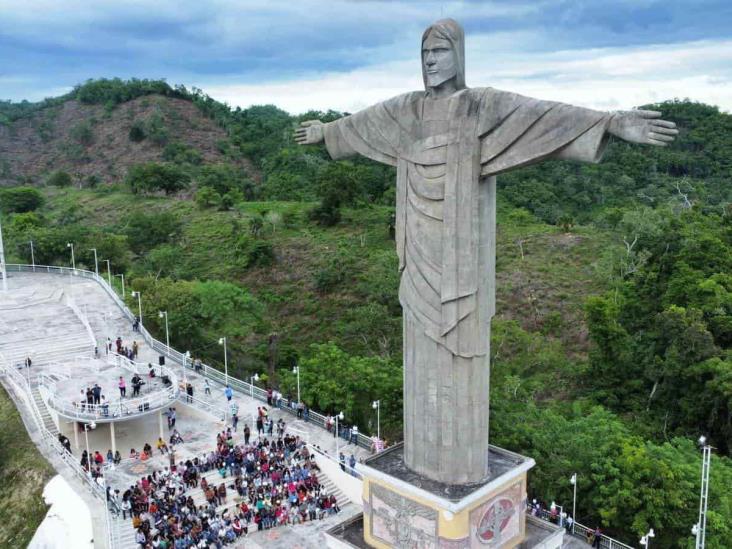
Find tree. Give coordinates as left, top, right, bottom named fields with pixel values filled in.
left=0, top=187, right=44, bottom=213
left=128, top=120, right=146, bottom=142
left=120, top=211, right=181, bottom=254
left=46, top=170, right=72, bottom=187
left=126, top=163, right=190, bottom=195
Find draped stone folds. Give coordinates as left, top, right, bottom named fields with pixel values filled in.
left=323, top=87, right=609, bottom=484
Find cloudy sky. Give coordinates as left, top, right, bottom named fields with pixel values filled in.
left=1, top=0, right=731, bottom=114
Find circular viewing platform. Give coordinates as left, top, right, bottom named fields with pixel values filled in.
left=41, top=355, right=180, bottom=423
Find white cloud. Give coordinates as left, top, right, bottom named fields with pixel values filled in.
left=199, top=38, right=732, bottom=114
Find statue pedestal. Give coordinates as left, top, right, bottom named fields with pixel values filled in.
left=326, top=443, right=565, bottom=548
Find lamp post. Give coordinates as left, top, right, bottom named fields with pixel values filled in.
left=218, top=337, right=229, bottom=386
left=293, top=365, right=300, bottom=404
left=114, top=273, right=125, bottom=298
left=104, top=259, right=111, bottom=286
left=131, top=291, right=142, bottom=325
left=335, top=411, right=345, bottom=456
left=0, top=212, right=7, bottom=292
left=372, top=400, right=381, bottom=442
left=29, top=240, right=35, bottom=270
left=88, top=248, right=98, bottom=276
left=250, top=373, right=259, bottom=398
left=159, top=311, right=170, bottom=349
left=640, top=528, right=655, bottom=549
left=67, top=242, right=75, bottom=270
left=183, top=350, right=190, bottom=384
left=570, top=473, right=578, bottom=533
left=694, top=436, right=713, bottom=549
left=83, top=421, right=96, bottom=476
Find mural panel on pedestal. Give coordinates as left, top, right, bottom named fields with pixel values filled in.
left=369, top=484, right=439, bottom=548
left=469, top=482, right=523, bottom=547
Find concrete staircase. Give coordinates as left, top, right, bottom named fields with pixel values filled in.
left=110, top=514, right=137, bottom=549
left=316, top=471, right=350, bottom=506
left=30, top=383, right=58, bottom=436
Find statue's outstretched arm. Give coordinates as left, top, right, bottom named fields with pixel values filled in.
left=608, top=109, right=678, bottom=147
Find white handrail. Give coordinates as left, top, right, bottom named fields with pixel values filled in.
left=6, top=264, right=378, bottom=452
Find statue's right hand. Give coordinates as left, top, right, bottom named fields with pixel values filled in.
left=294, top=120, right=324, bottom=145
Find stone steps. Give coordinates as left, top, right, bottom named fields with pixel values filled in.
left=316, top=471, right=349, bottom=506
left=30, top=385, right=59, bottom=436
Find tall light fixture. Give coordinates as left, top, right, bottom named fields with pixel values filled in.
left=131, top=291, right=142, bottom=325
left=218, top=337, right=228, bottom=386
left=66, top=242, right=75, bottom=270
left=88, top=248, right=98, bottom=275
left=114, top=273, right=125, bottom=298
left=694, top=436, right=712, bottom=549
left=159, top=311, right=169, bottom=348
left=570, top=473, right=578, bottom=533
left=0, top=212, right=7, bottom=292
left=335, top=411, right=345, bottom=455
left=293, top=365, right=300, bottom=404
left=372, top=400, right=381, bottom=442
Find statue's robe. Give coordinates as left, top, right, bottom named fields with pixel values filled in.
left=323, top=87, right=610, bottom=483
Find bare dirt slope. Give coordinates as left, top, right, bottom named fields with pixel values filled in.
left=0, top=94, right=245, bottom=186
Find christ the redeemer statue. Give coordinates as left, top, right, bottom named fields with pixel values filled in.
left=295, top=18, right=677, bottom=485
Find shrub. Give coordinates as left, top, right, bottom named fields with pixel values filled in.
left=70, top=121, right=94, bottom=146
left=121, top=211, right=181, bottom=254
left=46, top=170, right=72, bottom=187
left=0, top=187, right=44, bottom=213
left=128, top=120, right=146, bottom=142
left=247, top=241, right=275, bottom=267
left=126, top=163, right=190, bottom=195
left=162, top=142, right=203, bottom=165
left=195, top=187, right=220, bottom=209
left=308, top=192, right=341, bottom=226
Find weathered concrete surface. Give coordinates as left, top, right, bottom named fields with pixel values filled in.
left=295, top=17, right=677, bottom=487
left=3, top=271, right=371, bottom=548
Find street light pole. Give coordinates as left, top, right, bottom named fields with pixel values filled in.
left=131, top=291, right=142, bottom=325
left=104, top=260, right=111, bottom=286
left=570, top=473, right=578, bottom=534
left=0, top=212, right=7, bottom=292
left=159, top=311, right=169, bottom=348
left=250, top=373, right=259, bottom=398
left=29, top=240, right=35, bottom=270
left=114, top=273, right=125, bottom=298
left=694, top=437, right=712, bottom=549
left=293, top=365, right=300, bottom=404
left=335, top=411, right=344, bottom=456
left=372, top=400, right=380, bottom=441
left=219, top=337, right=228, bottom=386
left=640, top=528, right=655, bottom=549
left=67, top=242, right=75, bottom=270
left=89, top=248, right=98, bottom=276
left=183, top=351, right=190, bottom=384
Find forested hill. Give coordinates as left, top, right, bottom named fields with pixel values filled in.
left=3, top=79, right=732, bottom=547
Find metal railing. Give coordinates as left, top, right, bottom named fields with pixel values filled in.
left=0, top=357, right=113, bottom=547
left=7, top=263, right=378, bottom=451
left=530, top=507, right=634, bottom=549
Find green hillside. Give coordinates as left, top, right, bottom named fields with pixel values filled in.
left=2, top=79, right=732, bottom=546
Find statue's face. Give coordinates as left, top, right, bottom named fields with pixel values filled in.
left=422, top=31, right=457, bottom=89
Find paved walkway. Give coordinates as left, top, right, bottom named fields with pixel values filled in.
left=2, top=272, right=370, bottom=548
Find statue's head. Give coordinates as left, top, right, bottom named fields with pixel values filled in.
left=421, top=18, right=466, bottom=95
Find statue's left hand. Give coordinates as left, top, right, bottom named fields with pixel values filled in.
left=608, top=110, right=678, bottom=147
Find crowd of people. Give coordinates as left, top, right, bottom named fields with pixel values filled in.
left=112, top=428, right=340, bottom=548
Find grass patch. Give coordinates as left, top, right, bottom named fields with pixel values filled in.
left=0, top=384, right=53, bottom=547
